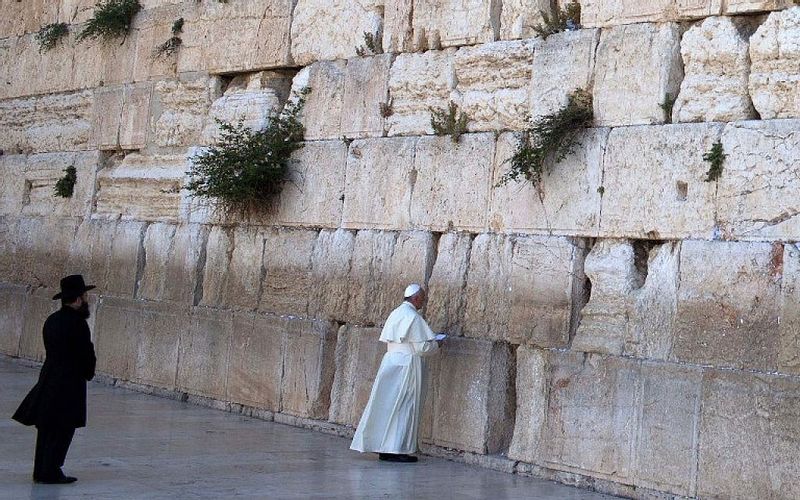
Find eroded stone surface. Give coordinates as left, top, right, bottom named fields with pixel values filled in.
left=780, top=245, right=800, bottom=375
left=427, top=232, right=473, bottom=335
left=499, top=0, right=551, bottom=40
left=227, top=312, right=285, bottom=410
left=280, top=319, right=338, bottom=419
left=749, top=8, right=800, bottom=119
left=92, top=83, right=153, bottom=150
left=412, top=0, right=500, bottom=49
left=259, top=228, right=318, bottom=316
left=329, top=325, right=384, bottom=427
left=177, top=306, right=233, bottom=399
left=133, top=301, right=188, bottom=388
left=726, top=0, right=797, bottom=14
left=308, top=229, right=355, bottom=322
left=581, top=0, right=723, bottom=27
left=94, top=297, right=140, bottom=380
left=0, top=285, right=27, bottom=356
left=289, top=62, right=346, bottom=141
left=139, top=223, right=208, bottom=304
left=508, top=346, right=548, bottom=462
left=200, top=226, right=264, bottom=311
left=151, top=76, right=219, bottom=148
left=341, top=54, right=393, bottom=138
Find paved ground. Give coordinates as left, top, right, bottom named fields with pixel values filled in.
left=1, top=357, right=617, bottom=500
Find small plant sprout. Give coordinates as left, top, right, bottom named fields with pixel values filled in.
left=534, top=1, right=581, bottom=39
left=379, top=98, right=394, bottom=118
left=77, top=0, right=142, bottom=43
left=54, top=166, right=77, bottom=198
left=355, top=31, right=383, bottom=56
left=659, top=93, right=677, bottom=124
left=430, top=101, right=470, bottom=144
left=36, top=23, right=70, bottom=53
left=703, top=141, right=726, bottom=182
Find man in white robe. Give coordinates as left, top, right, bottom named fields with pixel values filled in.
left=350, top=284, right=440, bottom=463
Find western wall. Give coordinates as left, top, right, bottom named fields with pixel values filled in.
left=2, top=0, right=800, bottom=498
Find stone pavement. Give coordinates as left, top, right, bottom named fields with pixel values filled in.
left=0, top=357, right=617, bottom=500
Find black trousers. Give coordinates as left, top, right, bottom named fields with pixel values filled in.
left=33, top=426, right=75, bottom=480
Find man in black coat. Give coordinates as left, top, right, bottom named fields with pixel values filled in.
left=12, top=275, right=97, bottom=484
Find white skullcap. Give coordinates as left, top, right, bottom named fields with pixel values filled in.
left=403, top=283, right=422, bottom=298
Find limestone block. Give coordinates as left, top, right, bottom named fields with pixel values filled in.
left=93, top=297, right=140, bottom=379
left=200, top=226, right=264, bottom=311
left=716, top=120, right=800, bottom=239
left=259, top=228, right=318, bottom=316
left=329, top=325, right=385, bottom=427
left=177, top=306, right=233, bottom=399
left=499, top=0, right=551, bottom=40
left=599, top=123, right=722, bottom=239
left=581, top=0, right=723, bottom=27
left=133, top=301, right=188, bottom=388
left=698, top=369, right=800, bottom=499
left=0, top=217, right=16, bottom=282
left=139, top=223, right=208, bottom=304
left=409, top=134, right=494, bottom=231
left=280, top=319, right=338, bottom=419
left=342, top=136, right=417, bottom=229
left=412, top=0, right=500, bottom=49
left=290, top=0, right=382, bottom=66
left=151, top=76, right=219, bottom=148
left=386, top=50, right=456, bottom=136
left=530, top=29, right=600, bottom=120
left=674, top=17, right=756, bottom=123
left=383, top=0, right=414, bottom=53
left=227, top=312, right=285, bottom=410
left=488, top=129, right=607, bottom=235
left=508, top=347, right=547, bottom=462
left=463, top=233, right=512, bottom=339
left=131, top=6, right=182, bottom=83
left=427, top=232, right=473, bottom=335
left=289, top=62, right=346, bottom=141
left=95, top=153, right=186, bottom=222
left=672, top=240, right=782, bottom=371
left=0, top=285, right=26, bottom=356
left=92, top=84, right=153, bottom=150
left=454, top=40, right=534, bottom=131
left=726, top=0, right=796, bottom=14
left=308, top=229, right=356, bottom=322
left=58, top=0, right=96, bottom=25
left=17, top=152, right=100, bottom=218
left=749, top=8, right=800, bottom=119
left=781, top=245, right=800, bottom=375
left=13, top=217, right=81, bottom=289
left=273, top=140, right=347, bottom=227
left=18, top=289, right=60, bottom=362
left=341, top=54, right=392, bottom=138
left=106, top=221, right=146, bottom=297
left=593, top=23, right=684, bottom=126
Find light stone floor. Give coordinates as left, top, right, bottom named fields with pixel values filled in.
left=1, top=357, right=617, bottom=500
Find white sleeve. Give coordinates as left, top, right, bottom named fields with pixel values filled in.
left=411, top=339, right=439, bottom=357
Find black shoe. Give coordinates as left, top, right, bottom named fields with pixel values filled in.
left=378, top=453, right=418, bottom=463
left=34, top=475, right=77, bottom=484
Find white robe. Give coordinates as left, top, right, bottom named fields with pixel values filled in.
left=350, top=301, right=439, bottom=454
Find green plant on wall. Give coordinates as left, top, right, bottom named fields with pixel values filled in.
left=36, top=23, right=70, bottom=53
left=430, top=101, right=470, bottom=143
left=77, top=0, right=142, bottom=43
left=355, top=31, right=383, bottom=56
left=499, top=88, right=593, bottom=188
left=152, top=17, right=184, bottom=59
left=659, top=93, right=677, bottom=124
left=703, top=141, right=726, bottom=182
left=186, top=87, right=311, bottom=217
left=54, top=166, right=77, bottom=198
left=534, top=1, right=581, bottom=39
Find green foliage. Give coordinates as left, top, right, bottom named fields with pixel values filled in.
left=379, top=98, right=394, bottom=118
left=659, top=93, right=677, bottom=123
left=77, top=0, right=142, bottom=43
left=703, top=141, right=726, bottom=182
left=54, top=166, right=77, bottom=198
left=534, top=1, right=581, bottom=39
left=171, top=17, right=184, bottom=35
left=356, top=31, right=383, bottom=56
left=36, top=23, right=70, bottom=53
left=186, top=87, right=311, bottom=216
left=499, top=88, right=593, bottom=187
left=152, top=17, right=184, bottom=59
left=430, top=101, right=470, bottom=143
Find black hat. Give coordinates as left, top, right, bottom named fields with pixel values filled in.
left=52, top=275, right=96, bottom=300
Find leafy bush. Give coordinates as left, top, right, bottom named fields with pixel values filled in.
left=186, top=88, right=311, bottom=216
left=430, top=101, right=469, bottom=143
left=77, top=0, right=142, bottom=43
left=499, top=88, right=593, bottom=187
left=703, top=141, right=726, bottom=182
left=36, top=23, right=70, bottom=53
left=54, top=166, right=77, bottom=198
left=534, top=1, right=581, bottom=39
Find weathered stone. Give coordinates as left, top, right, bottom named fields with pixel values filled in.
left=259, top=228, right=318, bottom=316
left=672, top=240, right=782, bottom=371
left=488, top=129, right=607, bottom=235
left=383, top=0, right=414, bottom=53
left=308, top=229, right=355, bottom=322
left=726, top=0, right=796, bottom=14
left=508, top=346, right=547, bottom=462
left=227, top=312, right=285, bottom=410
left=342, top=136, right=417, bottom=229
left=674, top=17, right=756, bottom=123
left=716, top=120, right=800, bottom=240
left=150, top=76, right=219, bottom=148
left=698, top=369, right=800, bottom=499
left=0, top=285, right=26, bottom=356
left=0, top=156, right=25, bottom=216
left=95, top=153, right=185, bottom=222
left=13, top=217, right=81, bottom=289
left=781, top=244, right=800, bottom=375
left=341, top=54, right=392, bottom=138
left=427, top=232, right=473, bottom=335
left=92, top=84, right=153, bottom=150
left=387, top=50, right=456, bottom=136
left=749, top=8, right=800, bottom=119
left=289, top=62, right=346, bottom=141
left=177, top=306, right=233, bottom=399
left=67, top=220, right=141, bottom=299
left=133, top=301, right=188, bottom=388
left=139, top=223, right=208, bottom=304
left=280, top=319, right=338, bottom=419
left=454, top=40, right=534, bottom=131
left=200, top=226, right=263, bottom=311
left=429, top=337, right=514, bottom=454
left=93, top=297, right=140, bottom=379
left=18, top=289, right=60, bottom=362
left=410, top=134, right=494, bottom=232
left=412, top=0, right=500, bottom=49
left=600, top=123, right=722, bottom=239
left=329, top=325, right=385, bottom=427
left=530, top=29, right=600, bottom=120
left=290, top=0, right=382, bottom=66
left=593, top=23, right=684, bottom=126
left=106, top=221, right=146, bottom=297
left=463, top=233, right=513, bottom=339
left=581, top=0, right=723, bottom=27
left=499, top=0, right=551, bottom=40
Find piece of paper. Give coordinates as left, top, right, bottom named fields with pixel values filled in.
left=434, top=333, right=447, bottom=341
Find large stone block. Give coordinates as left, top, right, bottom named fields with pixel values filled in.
left=18, top=289, right=59, bottom=362
left=139, top=223, right=208, bottom=304
left=0, top=285, right=25, bottom=356
left=342, top=136, right=417, bottom=229
left=280, top=319, right=338, bottom=419
left=150, top=76, right=219, bottom=148
left=177, top=306, right=233, bottom=399
left=290, top=0, right=382, bottom=66
left=130, top=6, right=182, bottom=83
left=726, top=0, right=797, bottom=14
left=499, top=0, right=551, bottom=40
left=329, top=325, right=385, bottom=427
left=200, top=226, right=264, bottom=311
left=12, top=217, right=81, bottom=289
left=409, top=134, right=494, bottom=232
left=716, top=120, right=800, bottom=240
left=508, top=346, right=547, bottom=462
left=599, top=123, right=722, bottom=239
left=383, top=0, right=414, bottom=53
left=95, top=153, right=186, bottom=222
left=133, top=301, right=188, bottom=388
left=581, top=0, right=723, bottom=27
left=341, top=54, right=393, bottom=138
left=674, top=16, right=756, bottom=123
left=412, top=0, right=500, bottom=49
left=593, top=23, right=684, bottom=126
left=489, top=129, right=607, bottom=235
left=454, top=40, right=534, bottom=131
left=93, top=297, right=140, bottom=379
left=781, top=245, right=800, bottom=375
left=749, top=8, right=800, bottom=119
left=698, top=369, right=800, bottom=499
left=20, top=152, right=99, bottom=218
left=289, top=62, right=346, bottom=141
left=308, top=229, right=356, bottom=322
left=227, top=312, right=285, bottom=410
left=427, top=232, right=473, bottom=335
left=259, top=228, right=318, bottom=317
left=672, top=240, right=782, bottom=371
left=91, top=84, right=153, bottom=150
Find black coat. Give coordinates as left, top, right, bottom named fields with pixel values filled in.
left=12, top=306, right=96, bottom=429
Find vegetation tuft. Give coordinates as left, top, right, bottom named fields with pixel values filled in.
left=54, top=166, right=77, bottom=198
left=499, top=88, right=593, bottom=188
left=36, top=23, right=70, bottom=53
left=356, top=32, right=383, bottom=56
left=659, top=93, right=677, bottom=124
left=152, top=17, right=184, bottom=59
left=186, top=87, right=311, bottom=217
left=430, top=101, right=470, bottom=143
left=534, top=1, right=581, bottom=39
left=379, top=97, right=394, bottom=118
left=703, top=141, right=726, bottom=182
left=77, top=0, right=142, bottom=43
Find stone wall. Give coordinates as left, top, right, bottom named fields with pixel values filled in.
left=3, top=1, right=800, bottom=498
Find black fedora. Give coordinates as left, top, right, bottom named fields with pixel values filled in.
left=52, top=275, right=96, bottom=300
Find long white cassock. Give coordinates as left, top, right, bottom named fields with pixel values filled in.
left=350, top=301, right=439, bottom=454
